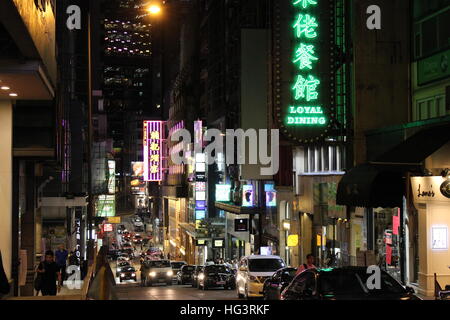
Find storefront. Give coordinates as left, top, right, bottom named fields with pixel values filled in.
left=410, top=176, right=450, bottom=296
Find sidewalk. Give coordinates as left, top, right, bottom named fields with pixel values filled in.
left=7, top=281, right=85, bottom=300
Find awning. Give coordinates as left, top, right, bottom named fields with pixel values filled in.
left=336, top=164, right=405, bottom=208
left=337, top=120, right=450, bottom=208
left=370, top=122, right=450, bottom=166
left=215, top=201, right=261, bottom=215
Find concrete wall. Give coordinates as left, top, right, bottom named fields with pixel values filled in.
left=11, top=0, right=56, bottom=85
left=0, top=101, right=13, bottom=280
left=352, top=0, right=410, bottom=165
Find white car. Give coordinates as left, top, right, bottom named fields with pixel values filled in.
left=236, top=255, right=286, bottom=299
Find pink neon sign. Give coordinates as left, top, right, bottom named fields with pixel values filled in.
left=143, top=120, right=163, bottom=181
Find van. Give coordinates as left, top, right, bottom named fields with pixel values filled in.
left=236, top=255, right=286, bottom=299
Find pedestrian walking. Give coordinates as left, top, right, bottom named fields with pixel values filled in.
left=55, top=245, right=68, bottom=281
left=295, top=253, right=317, bottom=275
left=35, top=250, right=62, bottom=296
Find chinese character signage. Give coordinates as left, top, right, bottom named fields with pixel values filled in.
left=143, top=121, right=163, bottom=181
left=276, top=0, right=335, bottom=143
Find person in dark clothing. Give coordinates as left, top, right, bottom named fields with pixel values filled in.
left=36, top=250, right=61, bottom=296
left=55, top=245, right=68, bottom=281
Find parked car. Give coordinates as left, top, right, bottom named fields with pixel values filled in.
left=280, top=267, right=420, bottom=300
left=117, top=225, right=126, bottom=234
left=133, top=234, right=143, bottom=244
left=117, top=253, right=131, bottom=262
left=170, top=261, right=187, bottom=281
left=236, top=255, right=286, bottom=299
left=262, top=267, right=297, bottom=300
left=177, top=265, right=196, bottom=285
left=119, top=266, right=137, bottom=283
left=116, top=260, right=132, bottom=277
left=191, top=265, right=204, bottom=288
left=197, top=264, right=236, bottom=290
left=140, top=260, right=173, bottom=286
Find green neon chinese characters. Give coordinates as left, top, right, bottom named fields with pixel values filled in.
left=293, top=14, right=318, bottom=39
left=292, top=0, right=318, bottom=9
left=293, top=43, right=318, bottom=70
left=288, top=0, right=325, bottom=128
left=292, top=75, right=320, bottom=101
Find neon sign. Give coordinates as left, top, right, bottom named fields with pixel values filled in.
left=143, top=121, right=163, bottom=181
left=287, top=0, right=326, bottom=128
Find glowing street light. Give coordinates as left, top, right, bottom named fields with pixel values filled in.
left=147, top=5, right=161, bottom=15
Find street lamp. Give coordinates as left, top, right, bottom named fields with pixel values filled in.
left=147, top=4, right=162, bottom=15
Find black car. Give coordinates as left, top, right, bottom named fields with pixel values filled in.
left=281, top=267, right=420, bottom=300
left=116, top=261, right=132, bottom=276
left=197, top=265, right=236, bottom=290
left=119, top=266, right=137, bottom=282
left=177, top=265, right=196, bottom=285
left=263, top=267, right=297, bottom=300
left=191, top=266, right=204, bottom=288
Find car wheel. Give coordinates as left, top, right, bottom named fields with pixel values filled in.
left=119, top=279, right=123, bottom=283
left=203, top=284, right=208, bottom=290
left=237, top=286, right=244, bottom=299
left=167, top=281, right=172, bottom=286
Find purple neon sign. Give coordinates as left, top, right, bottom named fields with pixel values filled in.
left=143, top=120, right=163, bottom=182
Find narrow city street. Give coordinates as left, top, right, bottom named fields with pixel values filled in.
left=111, top=213, right=237, bottom=300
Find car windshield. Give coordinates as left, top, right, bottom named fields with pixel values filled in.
left=206, top=265, right=228, bottom=273
left=171, top=262, right=185, bottom=269
left=319, top=269, right=406, bottom=295
left=148, top=260, right=171, bottom=268
left=121, top=267, right=135, bottom=272
left=248, top=259, right=285, bottom=272
left=182, top=266, right=195, bottom=272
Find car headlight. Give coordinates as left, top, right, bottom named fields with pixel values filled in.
left=198, top=274, right=205, bottom=280
left=131, top=273, right=136, bottom=277
left=150, top=272, right=156, bottom=277
left=117, top=268, right=121, bottom=272
left=249, top=275, right=258, bottom=282
left=120, top=274, right=125, bottom=277
left=167, top=271, right=173, bottom=276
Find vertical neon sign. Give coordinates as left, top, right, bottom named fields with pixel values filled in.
left=287, top=0, right=326, bottom=126
left=143, top=120, right=163, bottom=181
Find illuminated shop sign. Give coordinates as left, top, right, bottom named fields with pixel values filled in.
left=288, top=0, right=325, bottom=127
left=195, top=200, right=206, bottom=210
left=234, top=219, right=248, bottom=232
left=131, top=161, right=144, bottom=177
left=264, top=183, right=277, bottom=207
left=195, top=210, right=206, bottom=220
left=215, top=184, right=231, bottom=202
left=143, top=121, right=163, bottom=181
left=242, top=185, right=254, bottom=207
left=96, top=195, right=116, bottom=217
left=277, top=0, right=335, bottom=143
left=195, top=182, right=206, bottom=192
left=103, top=224, right=113, bottom=232
left=195, top=191, right=206, bottom=201
left=196, top=239, right=207, bottom=246
left=107, top=160, right=115, bottom=194
left=213, top=239, right=224, bottom=248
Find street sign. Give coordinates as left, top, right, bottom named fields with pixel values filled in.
left=107, top=216, right=121, bottom=224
